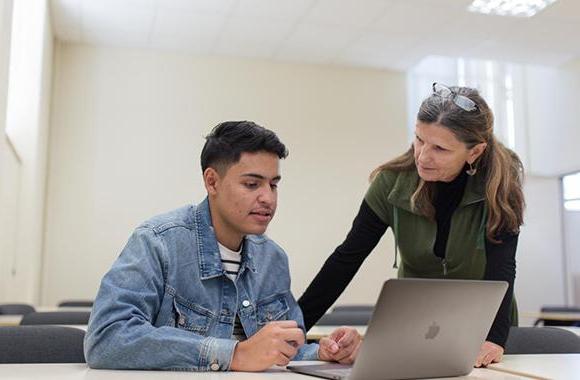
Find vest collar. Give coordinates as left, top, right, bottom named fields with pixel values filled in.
left=386, top=169, right=485, bottom=214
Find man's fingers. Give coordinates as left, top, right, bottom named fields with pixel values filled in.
left=319, top=337, right=339, bottom=354
left=277, top=327, right=305, bottom=347
left=275, top=352, right=291, bottom=367
left=268, top=320, right=298, bottom=328
left=277, top=340, right=298, bottom=360
left=329, top=326, right=346, bottom=341
left=336, top=329, right=357, bottom=347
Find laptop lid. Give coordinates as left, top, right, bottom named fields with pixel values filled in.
left=289, top=278, right=507, bottom=380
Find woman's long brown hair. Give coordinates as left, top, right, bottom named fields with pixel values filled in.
left=371, top=86, right=524, bottom=242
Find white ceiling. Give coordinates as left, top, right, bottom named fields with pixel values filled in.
left=51, top=0, right=580, bottom=70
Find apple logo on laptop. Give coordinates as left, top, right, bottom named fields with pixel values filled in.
left=425, top=322, right=440, bottom=339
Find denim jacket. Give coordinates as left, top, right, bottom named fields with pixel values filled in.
left=84, top=198, right=319, bottom=371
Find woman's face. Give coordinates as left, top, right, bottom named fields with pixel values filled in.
left=413, top=121, right=485, bottom=182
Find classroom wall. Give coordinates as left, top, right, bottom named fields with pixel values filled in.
left=564, top=210, right=580, bottom=306
left=0, top=0, right=53, bottom=304
left=524, top=59, right=580, bottom=177
left=0, top=0, right=15, bottom=302
left=43, top=43, right=408, bottom=306
left=517, top=176, right=566, bottom=325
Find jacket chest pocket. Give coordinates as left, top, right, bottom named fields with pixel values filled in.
left=171, top=298, right=212, bottom=335
left=256, top=294, right=290, bottom=326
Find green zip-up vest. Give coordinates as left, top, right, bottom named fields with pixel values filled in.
left=365, top=168, right=518, bottom=324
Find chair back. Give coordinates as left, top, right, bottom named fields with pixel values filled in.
left=332, top=304, right=374, bottom=313
left=58, top=300, right=94, bottom=308
left=0, top=304, right=35, bottom=315
left=317, top=310, right=372, bottom=326
left=0, top=326, right=85, bottom=363
left=20, top=311, right=90, bottom=326
left=504, top=327, right=580, bottom=354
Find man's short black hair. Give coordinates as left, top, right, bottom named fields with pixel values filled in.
left=200, top=121, right=288, bottom=173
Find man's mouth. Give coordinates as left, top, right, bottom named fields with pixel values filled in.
left=250, top=210, right=272, bottom=217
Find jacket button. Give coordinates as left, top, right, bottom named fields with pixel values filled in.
left=210, top=362, right=220, bottom=371
left=242, top=300, right=250, bottom=307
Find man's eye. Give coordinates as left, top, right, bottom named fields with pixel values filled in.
left=244, top=182, right=258, bottom=189
left=435, top=146, right=447, bottom=151
left=271, top=183, right=278, bottom=190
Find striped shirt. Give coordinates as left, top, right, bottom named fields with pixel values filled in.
left=218, top=242, right=246, bottom=341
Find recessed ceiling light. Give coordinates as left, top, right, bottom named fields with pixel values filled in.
left=468, top=0, right=557, bottom=17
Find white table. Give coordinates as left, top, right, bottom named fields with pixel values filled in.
left=0, top=306, right=92, bottom=327
left=0, top=315, right=22, bottom=326
left=521, top=311, right=580, bottom=323
left=489, top=353, right=580, bottom=379
left=0, top=362, right=528, bottom=380
left=306, top=325, right=367, bottom=340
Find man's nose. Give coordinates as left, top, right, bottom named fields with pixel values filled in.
left=257, top=186, right=276, bottom=205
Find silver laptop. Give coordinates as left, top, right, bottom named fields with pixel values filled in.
left=288, top=278, right=507, bottom=380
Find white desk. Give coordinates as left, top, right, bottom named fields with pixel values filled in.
left=0, top=315, right=22, bottom=326
left=521, top=311, right=580, bottom=322
left=0, top=307, right=92, bottom=327
left=306, top=325, right=367, bottom=340
left=0, top=362, right=527, bottom=380
left=490, top=353, right=580, bottom=379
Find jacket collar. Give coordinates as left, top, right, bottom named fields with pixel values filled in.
left=193, top=197, right=257, bottom=280
left=386, top=169, right=485, bottom=214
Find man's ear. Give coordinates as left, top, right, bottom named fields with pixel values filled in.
left=468, top=142, right=487, bottom=164
left=203, top=167, right=220, bottom=195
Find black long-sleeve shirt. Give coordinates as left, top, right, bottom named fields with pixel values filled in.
left=298, top=172, right=517, bottom=347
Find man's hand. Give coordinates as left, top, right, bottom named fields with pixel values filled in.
left=318, top=326, right=362, bottom=364
left=230, top=320, right=305, bottom=371
left=474, top=341, right=504, bottom=367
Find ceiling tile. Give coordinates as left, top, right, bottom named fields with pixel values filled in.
left=302, top=0, right=391, bottom=28
left=156, top=0, right=235, bottom=13
left=49, top=0, right=580, bottom=70
left=151, top=8, right=226, bottom=48
left=278, top=24, right=361, bottom=56
left=235, top=0, right=316, bottom=22
left=81, top=0, right=155, bottom=42
left=216, top=17, right=295, bottom=47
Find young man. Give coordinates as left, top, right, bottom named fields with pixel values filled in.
left=84, top=121, right=361, bottom=371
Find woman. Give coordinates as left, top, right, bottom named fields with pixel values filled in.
left=298, top=83, right=524, bottom=367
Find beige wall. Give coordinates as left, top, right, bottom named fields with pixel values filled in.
left=525, top=59, right=580, bottom=176
left=0, top=0, right=15, bottom=302
left=517, top=176, right=566, bottom=325
left=0, top=0, right=53, bottom=304
left=43, top=43, right=408, bottom=306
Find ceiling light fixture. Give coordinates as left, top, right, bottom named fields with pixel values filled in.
left=468, top=0, right=557, bottom=17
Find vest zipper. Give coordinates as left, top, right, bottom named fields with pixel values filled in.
left=441, top=258, right=448, bottom=276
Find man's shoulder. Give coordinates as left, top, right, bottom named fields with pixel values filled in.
left=137, top=205, right=195, bottom=234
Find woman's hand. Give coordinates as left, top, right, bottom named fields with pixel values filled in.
left=475, top=341, right=504, bottom=367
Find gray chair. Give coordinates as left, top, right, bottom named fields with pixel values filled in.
left=20, top=311, right=90, bottom=326
left=332, top=304, right=374, bottom=313
left=317, top=310, right=372, bottom=326
left=504, top=327, right=580, bottom=354
left=0, top=304, right=35, bottom=315
left=0, top=326, right=85, bottom=363
left=58, top=300, right=94, bottom=308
